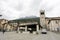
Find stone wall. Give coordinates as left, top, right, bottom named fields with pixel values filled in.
left=46, top=19, right=60, bottom=32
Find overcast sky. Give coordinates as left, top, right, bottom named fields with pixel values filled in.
left=0, top=0, right=60, bottom=20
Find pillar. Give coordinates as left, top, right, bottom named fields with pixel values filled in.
left=36, top=25, right=39, bottom=32
left=25, top=26, right=27, bottom=32
left=17, top=27, right=19, bottom=32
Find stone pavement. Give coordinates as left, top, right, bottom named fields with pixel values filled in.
left=0, top=31, right=60, bottom=40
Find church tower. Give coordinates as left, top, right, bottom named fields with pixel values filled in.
left=40, top=10, right=46, bottom=28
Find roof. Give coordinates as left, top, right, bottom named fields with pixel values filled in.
left=19, top=22, right=38, bottom=26
left=45, top=17, right=60, bottom=20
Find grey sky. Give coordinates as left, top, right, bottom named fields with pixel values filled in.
left=0, top=0, right=60, bottom=20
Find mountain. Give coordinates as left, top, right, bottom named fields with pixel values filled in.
left=9, top=16, right=40, bottom=24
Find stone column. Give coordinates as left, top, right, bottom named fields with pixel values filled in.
left=51, top=21, right=52, bottom=31
left=25, top=26, right=27, bottom=32
left=17, top=27, right=19, bottom=33
left=36, top=25, right=39, bottom=32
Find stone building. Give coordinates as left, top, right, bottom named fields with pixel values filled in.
left=0, top=19, right=14, bottom=31
left=9, top=19, right=40, bottom=33
left=0, top=19, right=8, bottom=31
left=45, top=17, right=60, bottom=32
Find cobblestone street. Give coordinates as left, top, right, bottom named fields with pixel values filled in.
left=0, top=31, right=60, bottom=40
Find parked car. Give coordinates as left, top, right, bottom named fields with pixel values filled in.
left=41, top=29, right=47, bottom=34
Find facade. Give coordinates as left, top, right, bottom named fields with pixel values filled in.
left=0, top=19, right=14, bottom=31
left=45, top=17, right=60, bottom=32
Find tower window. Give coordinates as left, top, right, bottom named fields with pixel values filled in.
left=41, top=12, right=44, bottom=15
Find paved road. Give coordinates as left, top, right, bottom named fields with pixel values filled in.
left=0, top=31, right=60, bottom=40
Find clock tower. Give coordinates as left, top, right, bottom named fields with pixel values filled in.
left=40, top=10, right=46, bottom=28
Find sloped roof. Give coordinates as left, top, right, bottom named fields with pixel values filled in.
left=46, top=17, right=60, bottom=20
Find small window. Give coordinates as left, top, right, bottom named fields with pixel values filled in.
left=56, top=21, right=58, bottom=24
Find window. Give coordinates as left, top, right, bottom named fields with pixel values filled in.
left=56, top=20, right=58, bottom=24
left=41, top=12, right=44, bottom=15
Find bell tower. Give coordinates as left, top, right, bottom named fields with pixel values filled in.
left=40, top=10, right=45, bottom=28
